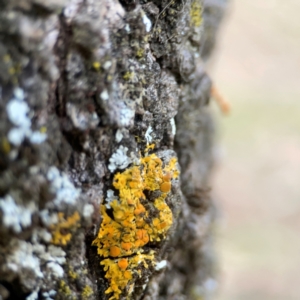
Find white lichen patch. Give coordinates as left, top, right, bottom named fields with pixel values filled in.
left=108, top=145, right=132, bottom=172
left=26, top=289, right=39, bottom=300
left=8, top=127, right=30, bottom=146
left=6, top=88, right=47, bottom=146
left=105, top=189, right=119, bottom=209
left=0, top=195, right=36, bottom=233
left=40, top=209, right=59, bottom=227
left=83, top=203, right=94, bottom=218
left=6, top=93, right=31, bottom=146
left=14, top=87, right=25, bottom=100
left=118, top=101, right=135, bottom=127
left=47, top=166, right=81, bottom=206
left=170, top=118, right=176, bottom=135
left=125, top=24, right=130, bottom=32
left=32, top=228, right=52, bottom=243
left=46, top=262, right=64, bottom=278
left=142, top=13, right=152, bottom=32
left=7, top=243, right=43, bottom=277
left=42, top=289, right=57, bottom=300
left=29, top=131, right=47, bottom=144
left=47, top=245, right=67, bottom=265
left=145, top=125, right=153, bottom=143
left=115, top=129, right=123, bottom=143
left=155, top=260, right=167, bottom=271
left=6, top=98, right=31, bottom=128
left=33, top=244, right=66, bottom=278
left=6, top=239, right=66, bottom=300
left=100, top=89, right=109, bottom=101
left=4, top=240, right=43, bottom=290
left=103, top=61, right=112, bottom=70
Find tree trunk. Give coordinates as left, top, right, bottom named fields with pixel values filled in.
left=0, top=0, right=227, bottom=299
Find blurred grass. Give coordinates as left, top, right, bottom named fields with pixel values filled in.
left=220, top=96, right=300, bottom=147
left=209, top=0, right=300, bottom=299
left=213, top=92, right=300, bottom=300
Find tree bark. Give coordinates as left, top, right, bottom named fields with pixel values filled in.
left=0, top=0, right=227, bottom=299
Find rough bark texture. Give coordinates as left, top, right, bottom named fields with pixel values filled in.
left=0, top=0, right=227, bottom=299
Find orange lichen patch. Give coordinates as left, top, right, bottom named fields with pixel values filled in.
left=110, top=246, right=121, bottom=257
left=162, top=172, right=172, bottom=182
left=160, top=181, right=171, bottom=193
left=135, top=229, right=149, bottom=247
left=51, top=211, right=80, bottom=246
left=134, top=203, right=146, bottom=215
left=121, top=242, right=131, bottom=251
left=92, top=152, right=179, bottom=299
left=149, top=197, right=173, bottom=240
left=118, top=258, right=128, bottom=270
left=124, top=270, right=132, bottom=279
left=101, top=252, right=154, bottom=300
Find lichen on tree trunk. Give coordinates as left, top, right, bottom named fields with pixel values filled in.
left=0, top=0, right=227, bottom=299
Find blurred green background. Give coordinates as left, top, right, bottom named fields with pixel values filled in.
left=209, top=1, right=300, bottom=299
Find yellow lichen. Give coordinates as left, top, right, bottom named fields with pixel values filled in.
left=101, top=252, right=154, bottom=300
left=3, top=54, right=11, bottom=63
left=1, top=138, right=11, bottom=154
left=51, top=212, right=80, bottom=246
left=190, top=1, right=202, bottom=27
left=2, top=54, right=21, bottom=85
left=123, top=71, right=134, bottom=81
left=136, top=48, right=144, bottom=58
left=144, top=143, right=155, bottom=153
left=68, top=268, right=78, bottom=280
left=8, top=67, right=15, bottom=75
left=59, top=280, right=72, bottom=296
left=92, top=61, right=101, bottom=71
left=143, top=35, right=150, bottom=43
left=82, top=285, right=93, bottom=298
left=40, top=126, right=47, bottom=133
left=93, top=152, right=179, bottom=299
